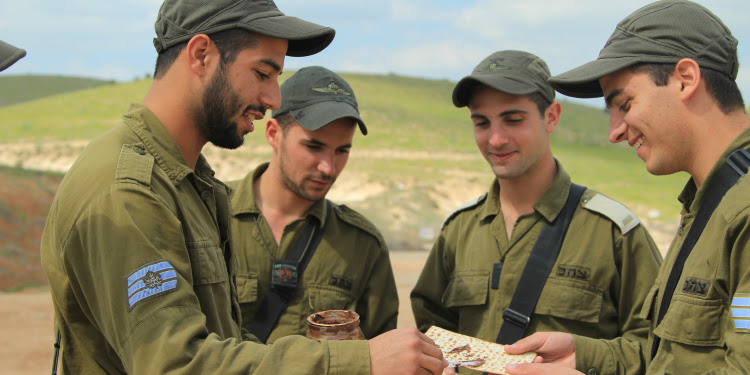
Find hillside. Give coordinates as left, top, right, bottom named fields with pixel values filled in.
left=0, top=75, right=115, bottom=108
left=0, top=74, right=687, bottom=290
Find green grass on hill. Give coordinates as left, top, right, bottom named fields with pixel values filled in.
left=0, top=75, right=115, bottom=108
left=0, top=73, right=688, bottom=250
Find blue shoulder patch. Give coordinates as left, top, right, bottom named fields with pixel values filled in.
left=127, top=260, right=178, bottom=311
left=732, top=293, right=750, bottom=332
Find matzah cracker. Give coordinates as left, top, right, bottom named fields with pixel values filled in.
left=426, top=326, right=536, bottom=374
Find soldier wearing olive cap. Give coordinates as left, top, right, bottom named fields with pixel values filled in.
left=410, top=49, right=662, bottom=373
left=506, top=2, right=750, bottom=375
left=40, top=1, right=447, bottom=374
left=228, top=66, right=399, bottom=344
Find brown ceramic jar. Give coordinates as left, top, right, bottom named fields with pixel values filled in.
left=306, top=310, right=365, bottom=341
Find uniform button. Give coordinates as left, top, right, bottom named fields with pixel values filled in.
left=678, top=226, right=683, bottom=235
left=582, top=195, right=590, bottom=203
left=133, top=146, right=146, bottom=155
left=200, top=190, right=211, bottom=201
left=587, top=369, right=599, bottom=375
left=335, top=206, right=342, bottom=214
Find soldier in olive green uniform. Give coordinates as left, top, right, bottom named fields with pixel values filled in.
left=506, top=2, right=750, bottom=375
left=0, top=40, right=25, bottom=72
left=229, top=66, right=398, bottom=343
left=40, top=1, right=447, bottom=375
left=410, top=50, right=662, bottom=374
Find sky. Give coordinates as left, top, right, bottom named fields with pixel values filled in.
left=2, top=0, right=749, bottom=108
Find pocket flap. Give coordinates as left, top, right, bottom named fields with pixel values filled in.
left=186, top=240, right=228, bottom=285
left=308, top=284, right=354, bottom=311
left=654, top=295, right=726, bottom=346
left=534, top=278, right=603, bottom=323
left=442, top=271, right=489, bottom=308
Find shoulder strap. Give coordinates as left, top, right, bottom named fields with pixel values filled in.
left=495, top=183, right=587, bottom=345
left=651, top=149, right=750, bottom=359
left=247, top=200, right=332, bottom=343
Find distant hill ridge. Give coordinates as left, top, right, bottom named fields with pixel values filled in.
left=0, top=75, right=114, bottom=108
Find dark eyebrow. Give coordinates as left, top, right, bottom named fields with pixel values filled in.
left=305, top=138, right=352, bottom=149
left=261, top=58, right=282, bottom=73
left=605, top=89, right=623, bottom=109
left=499, top=109, right=527, bottom=117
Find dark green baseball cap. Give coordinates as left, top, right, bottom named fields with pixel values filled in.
left=453, top=50, right=555, bottom=108
left=273, top=66, right=367, bottom=135
left=549, top=0, right=739, bottom=98
left=153, top=0, right=335, bottom=57
left=0, top=40, right=26, bottom=72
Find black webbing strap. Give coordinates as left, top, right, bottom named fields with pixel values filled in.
left=495, top=183, right=587, bottom=345
left=247, top=200, right=332, bottom=343
left=650, top=149, right=750, bottom=360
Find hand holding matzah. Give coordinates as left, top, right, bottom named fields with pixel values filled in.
left=503, top=331, right=578, bottom=374
left=425, top=326, right=536, bottom=374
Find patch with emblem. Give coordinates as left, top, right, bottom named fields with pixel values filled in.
left=556, top=264, right=591, bottom=281
left=681, top=277, right=710, bottom=297
left=127, top=260, right=178, bottom=311
left=731, top=293, right=750, bottom=333
left=329, top=274, right=353, bottom=291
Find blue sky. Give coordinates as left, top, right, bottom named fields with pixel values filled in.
left=2, top=0, right=749, bottom=107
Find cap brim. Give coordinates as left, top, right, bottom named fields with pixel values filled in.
left=0, top=41, right=26, bottom=72
left=548, top=57, right=643, bottom=98
left=244, top=16, right=335, bottom=57
left=453, top=75, right=541, bottom=107
left=290, top=101, right=367, bottom=135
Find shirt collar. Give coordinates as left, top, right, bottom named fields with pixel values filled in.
left=122, top=102, right=216, bottom=184
left=678, top=126, right=750, bottom=213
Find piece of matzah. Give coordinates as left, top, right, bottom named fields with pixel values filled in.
left=425, top=326, right=536, bottom=374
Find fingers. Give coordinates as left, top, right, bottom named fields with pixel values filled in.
left=504, top=332, right=551, bottom=354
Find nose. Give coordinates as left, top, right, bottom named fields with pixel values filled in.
left=261, top=80, right=282, bottom=111
left=488, top=123, right=508, bottom=147
left=317, top=152, right=336, bottom=176
left=608, top=114, right=628, bottom=144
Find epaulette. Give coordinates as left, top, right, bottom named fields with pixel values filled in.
left=441, top=193, right=488, bottom=230
left=114, top=143, right=154, bottom=187
left=581, top=192, right=640, bottom=234
left=333, top=203, right=387, bottom=247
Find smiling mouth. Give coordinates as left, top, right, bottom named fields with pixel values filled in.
left=633, top=137, right=644, bottom=150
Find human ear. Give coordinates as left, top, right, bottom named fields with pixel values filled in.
left=185, top=34, right=218, bottom=78
left=674, top=58, right=701, bottom=101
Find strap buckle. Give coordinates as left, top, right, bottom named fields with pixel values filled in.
left=726, top=149, right=750, bottom=177
left=502, top=308, right=530, bottom=329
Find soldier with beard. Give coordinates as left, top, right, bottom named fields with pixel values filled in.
left=229, top=66, right=399, bottom=343
left=40, top=1, right=447, bottom=374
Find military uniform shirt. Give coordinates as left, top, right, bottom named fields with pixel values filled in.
left=574, top=127, right=750, bottom=375
left=411, top=162, right=662, bottom=374
left=40, top=103, right=371, bottom=374
left=229, top=163, right=399, bottom=342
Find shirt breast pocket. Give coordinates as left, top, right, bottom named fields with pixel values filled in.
left=308, top=284, right=355, bottom=312
left=441, top=271, right=489, bottom=308
left=186, top=240, right=229, bottom=285
left=534, top=278, right=603, bottom=324
left=654, top=294, right=726, bottom=346
left=236, top=272, right=258, bottom=303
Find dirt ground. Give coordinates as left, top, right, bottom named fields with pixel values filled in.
left=0, top=250, right=432, bottom=375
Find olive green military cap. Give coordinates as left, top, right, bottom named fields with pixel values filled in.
left=549, top=0, right=739, bottom=98
left=153, top=0, right=335, bottom=57
left=453, top=50, right=555, bottom=108
left=0, top=40, right=26, bottom=72
left=273, top=66, right=367, bottom=135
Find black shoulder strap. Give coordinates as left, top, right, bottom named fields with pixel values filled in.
left=650, top=149, right=750, bottom=359
left=495, top=183, right=587, bottom=345
left=247, top=200, right=332, bottom=343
